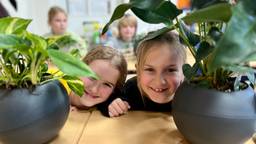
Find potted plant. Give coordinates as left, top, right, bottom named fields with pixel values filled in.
left=102, top=0, right=256, bottom=143
left=0, top=17, right=97, bottom=144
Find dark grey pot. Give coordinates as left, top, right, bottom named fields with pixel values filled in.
left=0, top=80, right=70, bottom=144
left=173, top=81, right=256, bottom=144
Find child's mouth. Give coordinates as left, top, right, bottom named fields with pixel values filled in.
left=84, top=90, right=99, bottom=99
left=150, top=87, right=168, bottom=93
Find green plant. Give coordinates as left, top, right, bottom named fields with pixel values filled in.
left=103, top=0, right=256, bottom=91
left=0, top=17, right=97, bottom=96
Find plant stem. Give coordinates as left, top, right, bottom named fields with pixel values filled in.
left=175, top=19, right=205, bottom=72
left=0, top=57, right=12, bottom=86
left=30, top=54, right=37, bottom=85
left=175, top=19, right=196, bottom=57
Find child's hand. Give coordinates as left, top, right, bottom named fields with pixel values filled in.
left=108, top=98, right=130, bottom=117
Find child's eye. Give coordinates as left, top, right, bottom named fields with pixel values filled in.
left=103, top=83, right=114, bottom=89
left=144, top=68, right=154, bottom=72
left=167, top=68, right=178, bottom=73
left=88, top=77, right=96, bottom=81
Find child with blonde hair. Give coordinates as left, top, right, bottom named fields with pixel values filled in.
left=107, top=31, right=186, bottom=117
left=105, top=14, right=137, bottom=62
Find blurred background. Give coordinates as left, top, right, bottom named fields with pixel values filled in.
left=1, top=0, right=179, bottom=44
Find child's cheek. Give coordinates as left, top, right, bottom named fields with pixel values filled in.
left=80, top=77, right=92, bottom=85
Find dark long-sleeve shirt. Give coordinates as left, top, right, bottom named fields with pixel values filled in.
left=98, top=77, right=172, bottom=117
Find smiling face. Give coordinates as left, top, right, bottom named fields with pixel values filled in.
left=138, top=43, right=184, bottom=104
left=49, top=12, right=67, bottom=35
left=80, top=59, right=120, bottom=107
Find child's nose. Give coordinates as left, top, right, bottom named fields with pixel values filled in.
left=90, top=82, right=100, bottom=93
left=155, top=74, right=167, bottom=85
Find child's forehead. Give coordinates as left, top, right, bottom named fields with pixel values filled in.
left=146, top=43, right=175, bottom=55
left=144, top=45, right=180, bottom=61
left=120, top=22, right=135, bottom=27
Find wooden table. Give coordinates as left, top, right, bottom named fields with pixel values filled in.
left=49, top=110, right=254, bottom=144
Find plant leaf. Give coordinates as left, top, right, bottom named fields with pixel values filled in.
left=102, top=0, right=181, bottom=34
left=0, top=17, right=31, bottom=34
left=0, top=34, right=29, bottom=50
left=131, top=1, right=181, bottom=25
left=209, top=0, right=256, bottom=71
left=182, top=3, right=232, bottom=24
left=48, top=49, right=98, bottom=79
left=130, top=0, right=165, bottom=10
left=102, top=3, right=132, bottom=34
left=192, top=0, right=225, bottom=10
left=196, top=41, right=214, bottom=62
left=143, top=26, right=174, bottom=41
left=25, top=32, right=48, bottom=56
left=63, top=75, right=84, bottom=97
left=178, top=21, right=200, bottom=46
left=224, top=65, right=256, bottom=74
left=183, top=63, right=200, bottom=80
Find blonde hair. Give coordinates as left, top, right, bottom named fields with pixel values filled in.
left=48, top=6, right=67, bottom=24
left=117, top=14, right=137, bottom=39
left=136, top=31, right=187, bottom=96
left=83, top=46, right=127, bottom=90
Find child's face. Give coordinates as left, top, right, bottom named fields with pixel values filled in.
left=139, top=44, right=184, bottom=104
left=80, top=60, right=120, bottom=107
left=119, top=25, right=136, bottom=42
left=49, top=12, right=67, bottom=35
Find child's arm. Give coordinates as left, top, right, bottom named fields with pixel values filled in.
left=108, top=98, right=130, bottom=117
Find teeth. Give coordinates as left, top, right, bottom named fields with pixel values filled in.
left=153, top=88, right=164, bottom=92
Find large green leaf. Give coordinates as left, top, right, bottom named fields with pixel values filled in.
left=102, top=3, right=132, bottom=34
left=0, top=17, right=31, bottom=34
left=47, top=35, right=77, bottom=50
left=209, top=0, right=256, bottom=71
left=192, top=0, right=225, bottom=9
left=143, top=26, right=174, bottom=41
left=131, top=1, right=181, bottom=25
left=48, top=49, right=98, bottom=79
left=102, top=0, right=181, bottom=34
left=0, top=34, right=29, bottom=50
left=130, top=0, right=165, bottom=10
left=182, top=3, right=232, bottom=24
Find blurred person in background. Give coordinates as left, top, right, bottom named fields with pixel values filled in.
left=105, top=14, right=137, bottom=63
left=44, top=6, right=87, bottom=58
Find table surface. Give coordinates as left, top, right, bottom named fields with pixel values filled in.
left=49, top=110, right=254, bottom=144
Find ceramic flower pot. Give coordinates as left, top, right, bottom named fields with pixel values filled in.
left=173, top=81, right=256, bottom=144
left=0, top=80, right=70, bottom=144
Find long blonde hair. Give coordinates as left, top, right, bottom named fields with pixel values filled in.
left=83, top=46, right=127, bottom=90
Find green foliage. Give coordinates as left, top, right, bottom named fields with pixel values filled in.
left=103, top=0, right=256, bottom=91
left=0, top=17, right=97, bottom=96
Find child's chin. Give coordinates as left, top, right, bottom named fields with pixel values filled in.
left=150, top=96, right=171, bottom=104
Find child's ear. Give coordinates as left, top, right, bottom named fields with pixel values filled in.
left=135, top=63, right=137, bottom=70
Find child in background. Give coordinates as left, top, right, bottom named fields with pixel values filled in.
left=44, top=6, right=87, bottom=58
left=107, top=31, right=187, bottom=117
left=69, top=46, right=127, bottom=114
left=105, top=14, right=137, bottom=62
